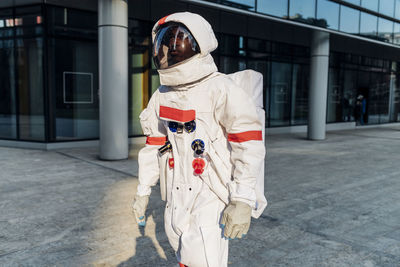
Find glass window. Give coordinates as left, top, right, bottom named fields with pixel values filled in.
left=367, top=72, right=381, bottom=124
left=219, top=34, right=242, bottom=56
left=361, top=0, right=378, bottom=11
left=224, top=0, right=255, bottom=11
left=291, top=64, right=309, bottom=125
left=317, top=0, right=339, bottom=30
left=48, top=38, right=99, bottom=140
left=0, top=39, right=17, bottom=139
left=394, top=23, right=400, bottom=44
left=396, top=0, right=400, bottom=19
left=379, top=73, right=391, bottom=123
left=47, top=6, right=97, bottom=39
left=378, top=18, right=394, bottom=42
left=379, top=0, right=395, bottom=17
left=16, top=38, right=45, bottom=141
left=220, top=56, right=247, bottom=74
left=0, top=9, right=14, bottom=38
left=289, top=0, right=316, bottom=22
left=343, top=0, right=360, bottom=5
left=130, top=49, right=150, bottom=136
left=340, top=6, right=360, bottom=34
left=247, top=38, right=270, bottom=52
left=14, top=6, right=43, bottom=37
left=327, top=68, right=343, bottom=123
left=360, top=12, right=377, bottom=38
left=270, top=62, right=291, bottom=126
left=390, top=69, right=400, bottom=122
left=257, top=0, right=288, bottom=18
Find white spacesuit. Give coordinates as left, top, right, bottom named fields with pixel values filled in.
left=132, top=12, right=266, bottom=267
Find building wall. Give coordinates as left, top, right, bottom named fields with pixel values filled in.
left=0, top=0, right=400, bottom=143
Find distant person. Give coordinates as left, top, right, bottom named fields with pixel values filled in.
left=357, top=95, right=366, bottom=125
left=342, top=94, right=351, bottom=122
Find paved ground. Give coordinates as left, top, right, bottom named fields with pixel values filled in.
left=1, top=126, right=400, bottom=266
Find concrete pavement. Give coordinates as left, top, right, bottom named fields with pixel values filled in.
left=1, top=126, right=400, bottom=266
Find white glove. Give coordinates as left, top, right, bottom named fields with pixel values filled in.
left=221, top=201, right=252, bottom=239
left=132, top=195, right=149, bottom=227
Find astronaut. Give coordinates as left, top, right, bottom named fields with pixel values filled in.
left=132, top=12, right=266, bottom=267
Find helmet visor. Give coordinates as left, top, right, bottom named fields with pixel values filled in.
left=153, top=23, right=200, bottom=69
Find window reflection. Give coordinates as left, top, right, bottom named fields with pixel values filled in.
left=17, top=38, right=45, bottom=141
left=220, top=56, right=246, bottom=74
left=378, top=18, right=394, bottom=42
left=340, top=6, right=360, bottom=34
left=0, top=39, right=17, bottom=139
left=327, top=68, right=343, bottom=123
left=317, top=0, right=339, bottom=30
left=270, top=62, right=291, bottom=126
left=360, top=12, right=377, bottom=38
left=379, top=0, right=395, bottom=17
left=396, top=0, right=400, bottom=19
left=257, top=0, right=288, bottom=18
left=394, top=23, right=400, bottom=44
left=343, top=0, right=360, bottom=5
left=220, top=0, right=255, bottom=11
left=289, top=0, right=316, bottom=24
left=361, top=0, right=378, bottom=12
left=291, top=64, right=309, bottom=125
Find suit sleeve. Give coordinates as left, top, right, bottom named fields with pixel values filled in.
left=215, top=81, right=265, bottom=208
left=136, top=92, right=168, bottom=196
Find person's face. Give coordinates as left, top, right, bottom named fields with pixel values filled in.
left=153, top=23, right=200, bottom=69
left=166, top=26, right=198, bottom=66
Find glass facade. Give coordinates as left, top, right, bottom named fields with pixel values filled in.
left=0, top=6, right=45, bottom=141
left=316, top=0, right=339, bottom=30
left=211, top=0, right=400, bottom=46
left=1, top=1, right=400, bottom=144
left=327, top=53, right=399, bottom=125
left=47, top=6, right=98, bottom=141
left=360, top=12, right=377, bottom=38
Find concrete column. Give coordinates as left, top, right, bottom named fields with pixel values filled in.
left=98, top=0, right=128, bottom=160
left=308, top=30, right=330, bottom=140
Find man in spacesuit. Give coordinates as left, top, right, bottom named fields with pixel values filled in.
left=132, top=12, right=266, bottom=267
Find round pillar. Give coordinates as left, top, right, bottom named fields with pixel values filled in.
left=98, top=0, right=128, bottom=160
left=308, top=31, right=330, bottom=140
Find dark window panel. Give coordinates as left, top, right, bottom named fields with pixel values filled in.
left=0, top=39, right=17, bottom=139
left=46, top=6, right=97, bottom=39
left=150, top=0, right=188, bottom=21
left=128, top=0, right=150, bottom=20
left=16, top=38, right=45, bottom=141
left=47, top=38, right=99, bottom=140
left=270, top=61, right=291, bottom=126
left=291, top=64, right=309, bottom=125
left=220, top=11, right=247, bottom=36
left=0, top=8, right=13, bottom=38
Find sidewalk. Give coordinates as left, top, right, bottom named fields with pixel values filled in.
left=1, top=126, right=400, bottom=266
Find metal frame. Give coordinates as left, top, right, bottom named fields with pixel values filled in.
left=181, top=0, right=400, bottom=49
